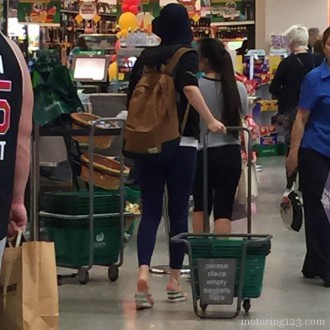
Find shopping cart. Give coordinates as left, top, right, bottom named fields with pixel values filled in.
left=171, top=127, right=273, bottom=319
left=39, top=117, right=127, bottom=284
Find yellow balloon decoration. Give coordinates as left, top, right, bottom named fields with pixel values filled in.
left=108, top=62, right=118, bottom=81
left=121, top=29, right=129, bottom=37
left=118, top=12, right=138, bottom=31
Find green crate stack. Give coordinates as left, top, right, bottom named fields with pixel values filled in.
left=188, top=238, right=271, bottom=298
left=40, top=190, right=122, bottom=268
left=41, top=214, right=121, bottom=268
left=41, top=190, right=121, bottom=215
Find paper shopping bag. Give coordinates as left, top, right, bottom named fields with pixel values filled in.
left=232, top=161, right=258, bottom=220
left=0, top=241, right=59, bottom=330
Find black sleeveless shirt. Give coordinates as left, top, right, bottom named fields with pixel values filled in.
left=0, top=33, right=23, bottom=240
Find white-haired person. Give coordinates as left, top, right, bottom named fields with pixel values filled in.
left=270, top=25, right=322, bottom=185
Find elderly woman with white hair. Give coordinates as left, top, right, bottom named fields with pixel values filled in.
left=270, top=25, right=322, bottom=153
left=270, top=25, right=322, bottom=187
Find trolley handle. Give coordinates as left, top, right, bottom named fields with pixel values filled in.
left=203, top=126, right=253, bottom=234
left=87, top=117, right=126, bottom=271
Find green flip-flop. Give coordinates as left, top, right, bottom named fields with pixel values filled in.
left=167, top=291, right=188, bottom=303
left=135, top=292, right=154, bottom=310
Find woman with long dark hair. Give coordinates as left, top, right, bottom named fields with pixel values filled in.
left=193, top=38, right=248, bottom=234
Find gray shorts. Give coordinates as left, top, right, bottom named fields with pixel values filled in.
left=0, top=237, right=5, bottom=274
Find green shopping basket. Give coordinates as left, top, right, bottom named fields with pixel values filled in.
left=171, top=233, right=272, bottom=319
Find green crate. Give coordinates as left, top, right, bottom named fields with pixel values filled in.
left=253, top=144, right=278, bottom=157
left=41, top=214, right=121, bottom=268
left=277, top=142, right=288, bottom=156
left=125, top=186, right=141, bottom=204
left=188, top=238, right=271, bottom=298
left=41, top=190, right=121, bottom=215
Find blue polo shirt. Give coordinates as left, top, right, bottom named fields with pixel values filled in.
left=299, top=60, right=330, bottom=156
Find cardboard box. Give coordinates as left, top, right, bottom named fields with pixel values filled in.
left=260, top=133, right=278, bottom=145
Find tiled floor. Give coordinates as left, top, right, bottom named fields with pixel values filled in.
left=59, top=157, right=330, bottom=330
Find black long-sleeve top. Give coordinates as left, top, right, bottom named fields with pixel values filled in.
left=269, top=53, right=322, bottom=113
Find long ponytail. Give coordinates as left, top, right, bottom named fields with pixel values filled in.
left=198, top=38, right=242, bottom=133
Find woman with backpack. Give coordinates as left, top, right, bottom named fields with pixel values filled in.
left=192, top=38, right=248, bottom=234
left=127, top=4, right=226, bottom=309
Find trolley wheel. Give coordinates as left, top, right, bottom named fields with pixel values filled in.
left=108, top=266, right=119, bottom=282
left=57, top=275, right=63, bottom=286
left=243, top=299, right=251, bottom=313
left=123, top=232, right=131, bottom=243
left=78, top=269, right=90, bottom=285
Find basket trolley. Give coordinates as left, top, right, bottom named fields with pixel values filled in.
left=171, top=127, right=273, bottom=318
left=35, top=117, right=127, bottom=285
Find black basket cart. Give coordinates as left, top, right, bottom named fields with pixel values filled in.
left=171, top=127, right=273, bottom=319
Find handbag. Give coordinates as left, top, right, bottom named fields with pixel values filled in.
left=280, top=175, right=303, bottom=232
left=0, top=232, right=59, bottom=330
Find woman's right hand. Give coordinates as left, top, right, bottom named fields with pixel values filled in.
left=207, top=119, right=227, bottom=134
left=286, top=152, right=298, bottom=177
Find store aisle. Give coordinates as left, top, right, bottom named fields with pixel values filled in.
left=59, top=157, right=329, bottom=330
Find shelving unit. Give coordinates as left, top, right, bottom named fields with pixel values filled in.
left=211, top=20, right=255, bottom=26
left=61, top=0, right=118, bottom=46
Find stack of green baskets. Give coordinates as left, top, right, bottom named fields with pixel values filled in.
left=40, top=190, right=121, bottom=268
left=41, top=190, right=121, bottom=215
left=188, top=237, right=271, bottom=298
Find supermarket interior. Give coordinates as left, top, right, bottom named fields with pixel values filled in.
left=1, top=0, right=330, bottom=329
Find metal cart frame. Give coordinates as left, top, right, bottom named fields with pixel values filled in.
left=30, top=117, right=127, bottom=284
left=171, top=126, right=273, bottom=319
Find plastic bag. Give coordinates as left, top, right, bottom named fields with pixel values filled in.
left=32, top=65, right=83, bottom=126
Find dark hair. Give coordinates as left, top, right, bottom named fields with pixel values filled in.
left=76, top=37, right=88, bottom=51
left=236, top=39, right=249, bottom=56
left=322, top=26, right=330, bottom=47
left=198, top=38, right=242, bottom=131
left=314, top=39, right=325, bottom=56
left=152, top=4, right=193, bottom=46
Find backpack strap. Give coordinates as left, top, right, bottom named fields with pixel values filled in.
left=165, top=48, right=196, bottom=136
left=165, top=47, right=195, bottom=75
left=180, top=102, right=190, bottom=136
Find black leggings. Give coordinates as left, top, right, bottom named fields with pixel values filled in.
left=299, top=147, right=330, bottom=278
left=135, top=139, right=197, bottom=269
left=193, top=145, right=242, bottom=220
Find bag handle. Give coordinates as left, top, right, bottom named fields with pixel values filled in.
left=286, top=173, right=298, bottom=191
left=7, top=230, right=24, bottom=248
left=180, top=102, right=190, bottom=136
left=165, top=48, right=194, bottom=75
